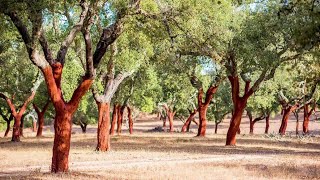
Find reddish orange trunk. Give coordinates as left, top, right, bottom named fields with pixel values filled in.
left=167, top=111, right=174, bottom=132
left=127, top=106, right=133, bottom=134
left=303, top=104, right=312, bottom=134
left=197, top=106, right=208, bottom=136
left=96, top=102, right=111, bottom=151
left=51, top=109, right=73, bottom=173
left=196, top=86, right=218, bottom=137
left=279, top=108, right=292, bottom=135
left=33, top=101, right=50, bottom=137
left=43, top=65, right=93, bottom=173
left=12, top=115, right=22, bottom=142
left=110, top=104, right=118, bottom=135
left=226, top=100, right=246, bottom=145
left=116, top=105, right=124, bottom=134
left=265, top=114, right=270, bottom=134
left=181, top=109, right=197, bottom=132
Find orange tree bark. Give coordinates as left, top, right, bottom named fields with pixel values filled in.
left=110, top=104, right=118, bottom=135
left=127, top=106, right=133, bottom=134
left=181, top=109, right=197, bottom=132
left=0, top=92, right=36, bottom=142
left=279, top=105, right=298, bottom=135
left=96, top=102, right=111, bottom=151
left=226, top=76, right=252, bottom=145
left=250, top=115, right=266, bottom=134
left=190, top=75, right=219, bottom=136
left=33, top=100, right=50, bottom=137
left=163, top=105, right=176, bottom=132
left=303, top=103, right=314, bottom=134
left=5, top=0, right=143, bottom=172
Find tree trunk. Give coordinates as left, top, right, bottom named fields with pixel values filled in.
left=4, top=120, right=10, bottom=137
left=226, top=100, right=246, bottom=146
left=214, top=122, right=219, bottom=134
left=294, top=112, right=299, bottom=135
left=12, top=115, right=22, bottom=142
left=265, top=114, right=270, bottom=134
left=186, top=119, right=192, bottom=132
left=303, top=104, right=312, bottom=134
left=167, top=111, right=174, bottom=132
left=80, top=123, right=87, bottom=133
left=248, top=110, right=253, bottom=134
left=51, top=110, right=73, bottom=173
left=127, top=106, right=133, bottom=134
left=197, top=105, right=208, bottom=136
left=33, top=101, right=50, bottom=137
left=116, top=105, right=124, bottom=134
left=279, top=108, right=291, bottom=135
left=181, top=109, right=197, bottom=132
left=96, top=102, right=111, bottom=151
left=110, top=104, right=118, bottom=135
left=37, top=114, right=45, bottom=137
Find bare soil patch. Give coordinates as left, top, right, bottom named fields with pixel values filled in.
left=0, top=114, right=319, bottom=179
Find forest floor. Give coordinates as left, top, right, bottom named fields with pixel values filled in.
left=0, top=113, right=320, bottom=180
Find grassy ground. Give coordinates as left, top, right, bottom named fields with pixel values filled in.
left=0, top=114, right=319, bottom=180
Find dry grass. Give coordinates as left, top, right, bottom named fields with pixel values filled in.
left=0, top=114, right=320, bottom=180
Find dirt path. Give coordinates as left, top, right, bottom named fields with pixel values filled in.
left=0, top=154, right=273, bottom=175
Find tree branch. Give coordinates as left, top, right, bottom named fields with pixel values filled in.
left=56, top=0, right=89, bottom=64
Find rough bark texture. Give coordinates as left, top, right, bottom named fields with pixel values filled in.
left=110, top=104, right=118, bottom=135
left=181, top=109, right=197, bottom=132
left=96, top=102, right=111, bottom=151
left=127, top=106, right=133, bottom=134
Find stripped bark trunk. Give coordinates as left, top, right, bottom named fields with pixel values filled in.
left=116, top=105, right=125, bottom=134
left=0, top=92, right=36, bottom=142
left=250, top=115, right=265, bottom=134
left=303, top=104, right=313, bottom=134
left=110, top=104, right=118, bottom=135
left=181, top=109, right=197, bottom=132
left=167, top=111, right=175, bottom=132
left=33, top=100, right=50, bottom=137
left=127, top=106, right=133, bottom=134
left=96, top=102, right=111, bottom=151
left=279, top=105, right=297, bottom=135
left=196, top=86, right=218, bottom=137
